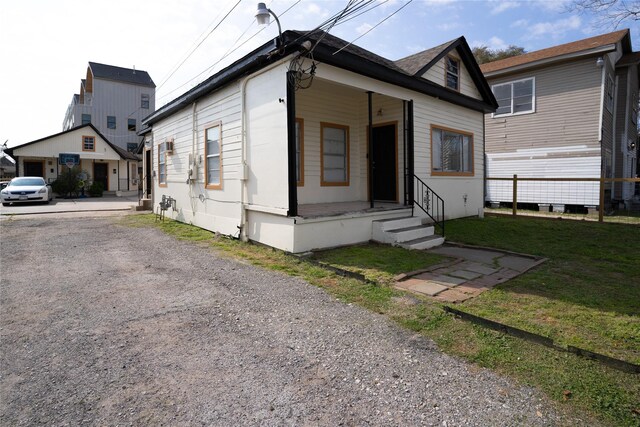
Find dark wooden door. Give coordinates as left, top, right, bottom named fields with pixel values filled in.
left=372, top=124, right=397, bottom=201
left=24, top=161, right=44, bottom=177
left=145, top=150, right=152, bottom=197
left=94, top=163, right=108, bottom=191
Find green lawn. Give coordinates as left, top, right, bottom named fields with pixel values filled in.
left=121, top=214, right=640, bottom=426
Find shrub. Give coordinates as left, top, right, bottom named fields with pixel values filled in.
left=88, top=181, right=104, bottom=197
left=51, top=167, right=87, bottom=198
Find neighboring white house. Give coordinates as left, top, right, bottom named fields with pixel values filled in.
left=63, top=62, right=156, bottom=153
left=481, top=29, right=639, bottom=211
left=7, top=124, right=140, bottom=194
left=142, top=30, right=497, bottom=253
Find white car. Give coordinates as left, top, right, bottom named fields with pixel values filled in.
left=1, top=177, right=53, bottom=206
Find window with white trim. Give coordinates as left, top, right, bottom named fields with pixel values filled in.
left=158, top=142, right=167, bottom=186
left=321, top=123, right=349, bottom=186
left=431, top=126, right=473, bottom=175
left=445, top=56, right=459, bottom=91
left=492, top=78, right=535, bottom=116
left=205, top=124, right=221, bottom=188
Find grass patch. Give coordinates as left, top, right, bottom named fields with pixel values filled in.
left=445, top=216, right=640, bottom=364
left=121, top=214, right=640, bottom=426
left=313, top=243, right=445, bottom=285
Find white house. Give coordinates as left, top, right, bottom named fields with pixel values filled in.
left=63, top=62, right=156, bottom=153
left=7, top=124, right=140, bottom=194
left=142, top=30, right=497, bottom=253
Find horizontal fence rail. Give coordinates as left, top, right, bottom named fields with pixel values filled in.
left=486, top=175, right=640, bottom=222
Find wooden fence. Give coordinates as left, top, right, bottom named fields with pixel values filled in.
left=486, top=176, right=640, bottom=222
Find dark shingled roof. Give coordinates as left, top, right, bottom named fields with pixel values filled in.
left=289, top=30, right=409, bottom=75
left=395, top=39, right=458, bottom=75
left=89, top=62, right=155, bottom=87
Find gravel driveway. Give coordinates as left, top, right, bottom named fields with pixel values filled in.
left=0, top=213, right=584, bottom=426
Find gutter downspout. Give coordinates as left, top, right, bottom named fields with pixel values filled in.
left=239, top=56, right=293, bottom=242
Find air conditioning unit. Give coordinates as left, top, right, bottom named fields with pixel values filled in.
left=163, top=139, right=174, bottom=154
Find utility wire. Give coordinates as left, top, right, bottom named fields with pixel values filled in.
left=157, top=0, right=301, bottom=106
left=333, top=0, right=413, bottom=55
left=157, top=0, right=243, bottom=91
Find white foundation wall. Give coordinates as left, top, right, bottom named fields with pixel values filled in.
left=152, top=82, right=244, bottom=237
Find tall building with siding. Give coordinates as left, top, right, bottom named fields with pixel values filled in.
left=62, top=62, right=155, bottom=152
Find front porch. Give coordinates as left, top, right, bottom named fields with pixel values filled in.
left=298, top=201, right=407, bottom=218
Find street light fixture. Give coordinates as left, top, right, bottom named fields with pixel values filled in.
left=256, top=2, right=282, bottom=47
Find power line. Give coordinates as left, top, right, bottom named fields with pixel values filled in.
left=157, top=0, right=302, bottom=106
left=157, top=0, right=243, bottom=91
left=333, top=0, right=413, bottom=55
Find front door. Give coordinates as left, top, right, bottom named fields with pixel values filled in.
left=24, top=161, right=44, bottom=177
left=94, top=163, right=108, bottom=192
left=372, top=123, right=397, bottom=202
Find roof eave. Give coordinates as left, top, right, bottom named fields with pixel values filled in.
left=483, top=44, right=617, bottom=78
left=311, top=42, right=497, bottom=113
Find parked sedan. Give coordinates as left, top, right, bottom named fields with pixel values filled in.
left=0, top=177, right=53, bottom=206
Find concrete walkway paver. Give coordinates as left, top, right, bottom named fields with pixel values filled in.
left=395, top=244, right=546, bottom=303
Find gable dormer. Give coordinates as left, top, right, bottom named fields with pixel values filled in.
left=396, top=37, right=492, bottom=102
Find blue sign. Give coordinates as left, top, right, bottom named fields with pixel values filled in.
left=59, top=153, right=80, bottom=166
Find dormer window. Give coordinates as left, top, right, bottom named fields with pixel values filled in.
left=445, top=56, right=459, bottom=91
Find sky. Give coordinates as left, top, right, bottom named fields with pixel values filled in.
left=1, top=0, right=638, bottom=148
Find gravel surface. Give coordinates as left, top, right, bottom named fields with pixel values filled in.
left=0, top=213, right=586, bottom=426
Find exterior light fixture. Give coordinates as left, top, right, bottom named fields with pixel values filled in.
left=596, top=57, right=604, bottom=67
left=256, top=2, right=282, bottom=47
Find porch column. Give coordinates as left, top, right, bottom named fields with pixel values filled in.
left=367, top=91, right=374, bottom=208
left=286, top=70, right=298, bottom=217
left=407, top=100, right=414, bottom=206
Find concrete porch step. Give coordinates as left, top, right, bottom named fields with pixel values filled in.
left=386, top=224, right=435, bottom=243
left=372, top=216, right=422, bottom=231
left=397, top=235, right=446, bottom=250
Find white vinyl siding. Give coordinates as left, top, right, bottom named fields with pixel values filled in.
left=492, top=78, right=535, bottom=117
left=421, top=53, right=482, bottom=99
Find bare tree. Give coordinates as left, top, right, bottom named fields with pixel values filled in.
left=568, top=0, right=640, bottom=28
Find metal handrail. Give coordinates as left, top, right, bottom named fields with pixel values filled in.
left=412, top=175, right=445, bottom=236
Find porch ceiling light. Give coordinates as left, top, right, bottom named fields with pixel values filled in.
left=256, top=2, right=282, bottom=47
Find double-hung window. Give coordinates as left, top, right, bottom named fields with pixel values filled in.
left=82, top=136, right=95, bottom=151
left=205, top=124, right=222, bottom=189
left=321, top=123, right=349, bottom=186
left=492, top=78, right=535, bottom=116
left=431, top=126, right=473, bottom=175
left=158, top=141, right=167, bottom=186
left=107, top=115, right=116, bottom=129
left=445, top=56, right=460, bottom=91
left=296, top=118, right=304, bottom=186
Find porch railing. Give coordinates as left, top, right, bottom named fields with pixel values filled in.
left=412, top=175, right=445, bottom=236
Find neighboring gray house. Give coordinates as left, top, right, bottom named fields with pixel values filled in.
left=62, top=62, right=156, bottom=152
left=481, top=29, right=639, bottom=211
